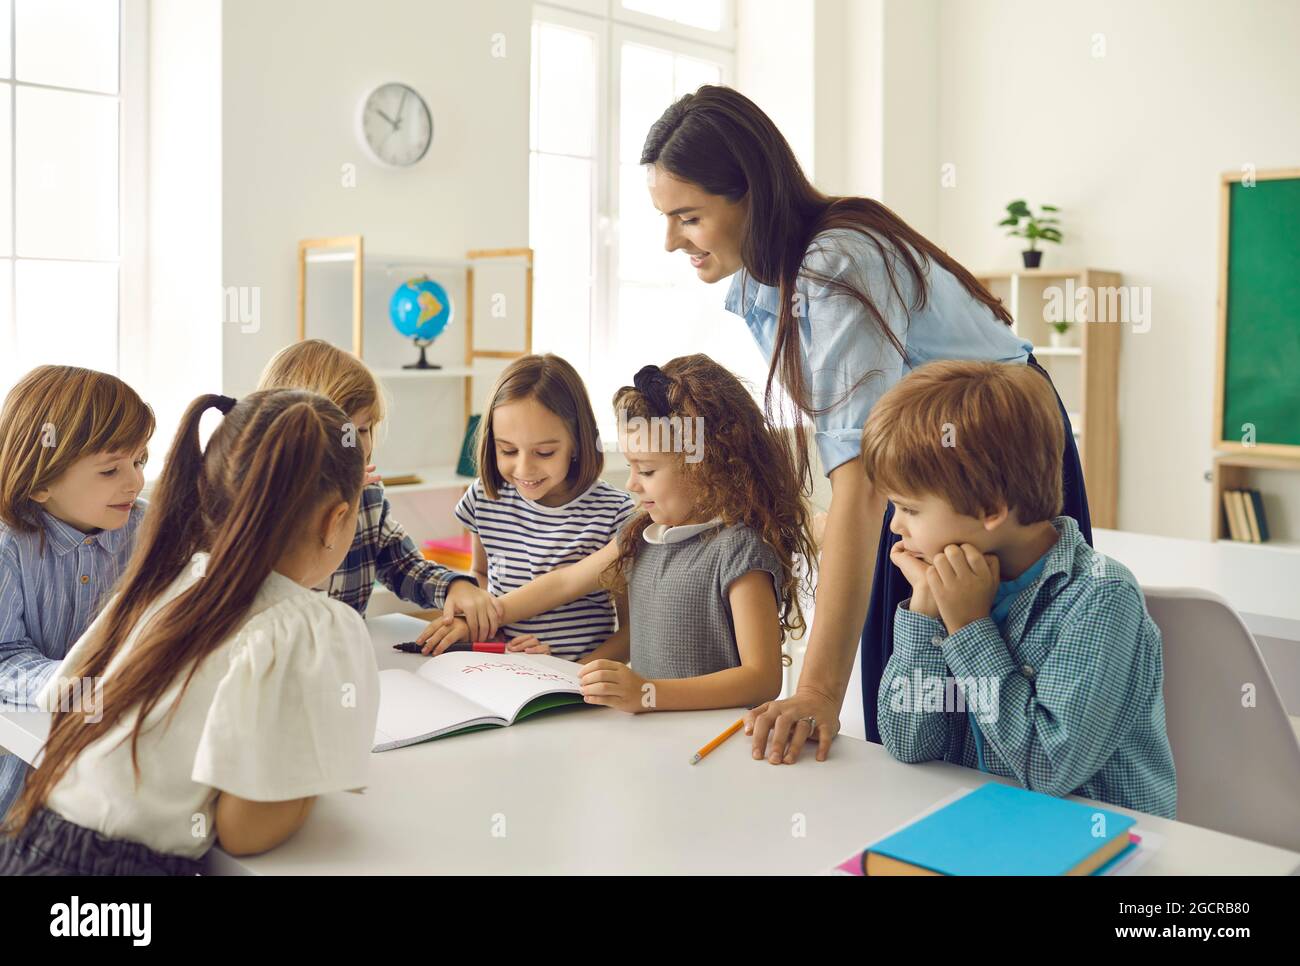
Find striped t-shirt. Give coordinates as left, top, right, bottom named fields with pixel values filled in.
left=453, top=478, right=635, bottom=660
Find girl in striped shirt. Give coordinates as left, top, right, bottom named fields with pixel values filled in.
left=423, top=354, right=634, bottom=661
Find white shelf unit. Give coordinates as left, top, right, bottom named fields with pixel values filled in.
left=297, top=237, right=535, bottom=574
left=974, top=267, right=1122, bottom=529
left=1210, top=453, right=1300, bottom=549
left=371, top=365, right=476, bottom=379
left=298, top=237, right=533, bottom=419
left=381, top=464, right=473, bottom=494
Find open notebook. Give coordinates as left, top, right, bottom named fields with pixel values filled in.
left=373, top=651, right=587, bottom=752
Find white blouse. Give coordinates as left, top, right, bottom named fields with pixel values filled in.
left=36, top=553, right=379, bottom=859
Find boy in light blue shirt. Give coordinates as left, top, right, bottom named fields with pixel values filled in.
left=862, top=360, right=1176, bottom=818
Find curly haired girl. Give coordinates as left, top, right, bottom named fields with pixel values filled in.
left=421, top=353, right=817, bottom=713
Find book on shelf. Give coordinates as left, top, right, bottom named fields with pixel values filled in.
left=1222, top=488, right=1271, bottom=543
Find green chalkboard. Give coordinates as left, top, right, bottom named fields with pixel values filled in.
left=1220, top=175, right=1300, bottom=449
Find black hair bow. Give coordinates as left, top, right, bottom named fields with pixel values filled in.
left=632, top=365, right=673, bottom=417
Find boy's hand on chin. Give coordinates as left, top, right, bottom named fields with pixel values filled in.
left=889, top=542, right=940, bottom=619
left=926, top=543, right=1000, bottom=635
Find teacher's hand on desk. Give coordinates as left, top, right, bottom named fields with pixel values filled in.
left=745, top=458, right=883, bottom=765
left=745, top=688, right=841, bottom=765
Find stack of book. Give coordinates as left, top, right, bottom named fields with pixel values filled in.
left=422, top=533, right=474, bottom=570
left=1222, top=488, right=1270, bottom=543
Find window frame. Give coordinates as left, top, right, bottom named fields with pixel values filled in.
left=0, top=0, right=147, bottom=388
left=529, top=3, right=609, bottom=378
left=613, top=0, right=736, bottom=48
left=532, top=1, right=736, bottom=412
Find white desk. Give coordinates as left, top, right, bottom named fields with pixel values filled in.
left=3, top=614, right=1298, bottom=875
left=1094, top=528, right=1300, bottom=642
left=1094, top=527, right=1300, bottom=715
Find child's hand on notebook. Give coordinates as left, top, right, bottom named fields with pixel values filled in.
left=578, top=660, right=650, bottom=714
left=926, top=543, right=999, bottom=635
left=889, top=541, right=940, bottom=619
left=505, top=634, right=550, bottom=655
left=441, top=580, right=506, bottom=641
left=415, top=615, right=471, bottom=655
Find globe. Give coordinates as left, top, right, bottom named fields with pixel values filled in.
left=389, top=276, right=453, bottom=369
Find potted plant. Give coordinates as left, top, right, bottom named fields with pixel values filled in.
left=1049, top=319, right=1074, bottom=349
left=999, top=200, right=1062, bottom=268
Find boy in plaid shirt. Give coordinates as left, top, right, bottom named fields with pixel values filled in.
left=259, top=340, right=500, bottom=637
left=863, top=360, right=1176, bottom=818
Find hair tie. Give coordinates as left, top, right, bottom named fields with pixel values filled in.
left=632, top=365, right=673, bottom=417
left=213, top=395, right=237, bottom=415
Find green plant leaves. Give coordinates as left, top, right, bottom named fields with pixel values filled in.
left=998, top=200, right=1063, bottom=245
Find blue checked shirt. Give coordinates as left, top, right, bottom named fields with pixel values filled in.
left=877, top=515, right=1177, bottom=818
left=324, top=483, right=476, bottom=615
left=0, top=503, right=146, bottom=820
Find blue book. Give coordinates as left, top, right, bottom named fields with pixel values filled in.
left=864, top=783, right=1137, bottom=876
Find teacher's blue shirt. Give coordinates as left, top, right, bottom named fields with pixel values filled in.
left=725, top=228, right=1033, bottom=475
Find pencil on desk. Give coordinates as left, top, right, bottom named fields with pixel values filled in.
left=691, top=718, right=745, bottom=764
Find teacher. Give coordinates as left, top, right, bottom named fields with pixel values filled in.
left=639, top=86, right=1092, bottom=763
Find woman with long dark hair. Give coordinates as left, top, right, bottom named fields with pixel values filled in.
left=639, top=85, right=1092, bottom=763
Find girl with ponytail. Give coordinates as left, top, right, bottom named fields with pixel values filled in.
left=0, top=390, right=379, bottom=874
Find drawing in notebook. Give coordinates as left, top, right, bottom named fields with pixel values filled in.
left=458, top=661, right=576, bottom=684
left=373, top=651, right=588, bottom=752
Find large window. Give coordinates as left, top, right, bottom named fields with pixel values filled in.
left=0, top=0, right=142, bottom=395
left=531, top=0, right=769, bottom=439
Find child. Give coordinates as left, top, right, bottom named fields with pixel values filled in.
left=419, top=353, right=634, bottom=660
left=258, top=340, right=500, bottom=639
left=865, top=360, right=1176, bottom=818
left=422, top=354, right=817, bottom=714
left=0, top=365, right=154, bottom=823
left=0, top=389, right=380, bottom=874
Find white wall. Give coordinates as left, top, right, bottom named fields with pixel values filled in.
left=736, top=0, right=815, bottom=177
left=148, top=0, right=223, bottom=454
left=202, top=0, right=1300, bottom=541
left=219, top=0, right=531, bottom=404
left=810, top=0, right=1300, bottom=539
left=935, top=0, right=1300, bottom=538
left=879, top=0, right=938, bottom=237
left=812, top=0, right=881, bottom=200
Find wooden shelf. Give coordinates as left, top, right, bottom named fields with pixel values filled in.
left=1033, top=346, right=1082, bottom=357
left=381, top=464, right=474, bottom=495
left=1211, top=453, right=1300, bottom=544
left=974, top=267, right=1121, bottom=528
left=297, top=238, right=533, bottom=492
left=1214, top=453, right=1300, bottom=472
left=975, top=266, right=1114, bottom=280
left=372, top=365, right=476, bottom=379
left=305, top=250, right=531, bottom=271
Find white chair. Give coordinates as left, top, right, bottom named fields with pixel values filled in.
left=1144, top=586, right=1300, bottom=853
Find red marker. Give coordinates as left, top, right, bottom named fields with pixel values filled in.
left=392, top=641, right=507, bottom=654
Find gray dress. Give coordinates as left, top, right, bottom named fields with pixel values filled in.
left=625, top=521, right=785, bottom=679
